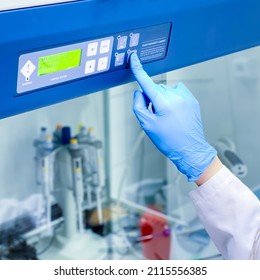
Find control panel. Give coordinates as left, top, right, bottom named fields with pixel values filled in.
left=17, top=23, right=171, bottom=94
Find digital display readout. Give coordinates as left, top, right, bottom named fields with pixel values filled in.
left=38, top=49, right=82, bottom=76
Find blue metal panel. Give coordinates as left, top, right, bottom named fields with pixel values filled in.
left=0, top=0, right=260, bottom=119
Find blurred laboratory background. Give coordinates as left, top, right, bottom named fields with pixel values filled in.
left=0, top=46, right=260, bottom=260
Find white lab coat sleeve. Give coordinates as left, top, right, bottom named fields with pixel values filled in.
left=189, top=166, right=260, bottom=259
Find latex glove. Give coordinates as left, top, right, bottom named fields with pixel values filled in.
left=130, top=53, right=217, bottom=182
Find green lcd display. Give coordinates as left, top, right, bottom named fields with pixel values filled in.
left=38, top=49, right=82, bottom=76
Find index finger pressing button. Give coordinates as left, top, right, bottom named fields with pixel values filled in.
left=130, top=52, right=158, bottom=102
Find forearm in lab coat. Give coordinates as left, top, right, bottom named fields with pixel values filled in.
left=189, top=166, right=260, bottom=259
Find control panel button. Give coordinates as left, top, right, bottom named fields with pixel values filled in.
left=20, top=60, right=36, bottom=81
left=127, top=50, right=137, bottom=63
left=85, top=60, right=96, bottom=74
left=97, top=57, right=108, bottom=71
left=129, top=33, right=140, bottom=47
left=115, top=52, right=125, bottom=67
left=87, top=42, right=98, bottom=57
left=100, top=39, right=111, bottom=54
left=117, top=35, right=128, bottom=50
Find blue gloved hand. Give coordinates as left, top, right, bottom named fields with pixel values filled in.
left=130, top=53, right=217, bottom=182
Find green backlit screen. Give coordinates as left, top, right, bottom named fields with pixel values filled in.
left=38, top=49, right=82, bottom=76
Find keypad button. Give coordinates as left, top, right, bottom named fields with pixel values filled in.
left=129, top=33, right=140, bottom=47
left=115, top=53, right=125, bottom=67
left=117, top=36, right=128, bottom=50
left=87, top=42, right=98, bottom=57
left=85, top=60, right=96, bottom=74
left=100, top=39, right=111, bottom=54
left=97, top=57, right=108, bottom=71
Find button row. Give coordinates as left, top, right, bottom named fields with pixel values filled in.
left=85, top=57, right=109, bottom=75
left=114, top=49, right=137, bottom=67
left=87, top=39, right=111, bottom=57
left=117, top=32, right=140, bottom=50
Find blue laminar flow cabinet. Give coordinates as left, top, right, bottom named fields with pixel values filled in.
left=0, top=0, right=260, bottom=118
